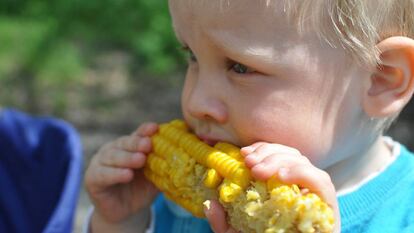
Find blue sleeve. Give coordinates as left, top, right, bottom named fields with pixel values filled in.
left=403, top=225, right=414, bottom=233
left=153, top=194, right=176, bottom=233
left=0, top=109, right=83, bottom=233
left=153, top=195, right=212, bottom=233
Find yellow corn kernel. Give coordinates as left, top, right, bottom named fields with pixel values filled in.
left=204, top=168, right=223, bottom=189
left=144, top=119, right=334, bottom=233
left=169, top=119, right=188, bottom=130
left=246, top=190, right=261, bottom=201
left=146, top=154, right=168, bottom=176
left=267, top=177, right=284, bottom=190
left=205, top=150, right=246, bottom=183
left=219, top=179, right=242, bottom=203
left=214, top=142, right=244, bottom=161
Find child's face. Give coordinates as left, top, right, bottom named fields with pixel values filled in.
left=170, top=1, right=372, bottom=169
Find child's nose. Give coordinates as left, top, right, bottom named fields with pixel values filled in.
left=185, top=79, right=228, bottom=124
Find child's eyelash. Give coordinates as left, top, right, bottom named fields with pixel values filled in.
left=179, top=45, right=254, bottom=74
left=180, top=45, right=197, bottom=62
left=180, top=45, right=190, bottom=51
left=227, top=60, right=256, bottom=74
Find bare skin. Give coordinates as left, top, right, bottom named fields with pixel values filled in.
left=85, top=123, right=159, bottom=233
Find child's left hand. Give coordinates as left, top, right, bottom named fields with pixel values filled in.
left=204, top=142, right=340, bottom=233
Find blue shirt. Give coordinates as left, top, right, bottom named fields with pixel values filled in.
left=0, top=108, right=83, bottom=233
left=339, top=144, right=414, bottom=233
left=152, top=142, right=414, bottom=233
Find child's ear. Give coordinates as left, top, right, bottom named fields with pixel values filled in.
left=363, top=36, right=414, bottom=118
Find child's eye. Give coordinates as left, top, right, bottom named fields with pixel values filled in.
left=230, top=63, right=255, bottom=74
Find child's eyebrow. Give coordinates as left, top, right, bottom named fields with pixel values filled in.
left=209, top=31, right=280, bottom=66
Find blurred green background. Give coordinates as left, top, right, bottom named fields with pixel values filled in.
left=1, top=0, right=185, bottom=122
left=1, top=1, right=413, bottom=232
left=1, top=2, right=187, bottom=231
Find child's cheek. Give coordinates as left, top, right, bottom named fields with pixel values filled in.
left=236, top=117, right=332, bottom=166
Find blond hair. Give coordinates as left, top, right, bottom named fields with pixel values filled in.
left=183, top=0, right=414, bottom=66
left=281, top=0, right=414, bottom=67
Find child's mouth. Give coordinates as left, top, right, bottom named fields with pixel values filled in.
left=196, top=134, right=219, bottom=146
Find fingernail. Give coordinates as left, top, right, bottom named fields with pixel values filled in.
left=241, top=146, right=253, bottom=154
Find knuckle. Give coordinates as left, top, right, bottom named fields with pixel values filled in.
left=249, top=142, right=264, bottom=149
left=97, top=167, right=108, bottom=182
left=115, top=137, right=125, bottom=148
left=290, top=147, right=301, bottom=155
left=124, top=135, right=141, bottom=151
left=130, top=137, right=141, bottom=150
left=102, top=148, right=118, bottom=165
left=103, top=141, right=114, bottom=149
left=88, top=154, right=99, bottom=165
left=256, top=143, right=272, bottom=153
left=97, top=142, right=112, bottom=154
left=84, top=170, right=93, bottom=186
left=85, top=167, right=99, bottom=188
left=319, top=170, right=333, bottom=185
left=84, top=182, right=94, bottom=196
left=262, top=143, right=274, bottom=150
left=262, top=153, right=277, bottom=163
left=299, top=155, right=311, bottom=163
left=137, top=123, right=150, bottom=135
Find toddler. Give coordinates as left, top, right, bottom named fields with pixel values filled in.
left=85, top=0, right=414, bottom=232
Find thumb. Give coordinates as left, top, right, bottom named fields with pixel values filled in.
left=204, top=200, right=238, bottom=233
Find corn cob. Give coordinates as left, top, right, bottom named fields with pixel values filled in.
left=144, top=120, right=334, bottom=233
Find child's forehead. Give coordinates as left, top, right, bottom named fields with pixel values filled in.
left=169, top=0, right=347, bottom=69
left=169, top=0, right=296, bottom=41
left=169, top=0, right=292, bottom=27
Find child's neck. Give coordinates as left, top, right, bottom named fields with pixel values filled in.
left=327, top=136, right=394, bottom=195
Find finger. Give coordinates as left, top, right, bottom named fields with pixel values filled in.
left=114, top=135, right=152, bottom=153
left=204, top=200, right=237, bottom=233
left=101, top=149, right=147, bottom=169
left=240, top=142, right=266, bottom=155
left=280, top=165, right=340, bottom=232
left=134, top=122, right=158, bottom=137
left=277, top=164, right=336, bottom=203
left=244, top=151, right=271, bottom=169
left=250, top=154, right=308, bottom=180
left=86, top=166, right=133, bottom=192
left=243, top=143, right=301, bottom=168
left=276, top=165, right=340, bottom=233
left=241, top=142, right=300, bottom=157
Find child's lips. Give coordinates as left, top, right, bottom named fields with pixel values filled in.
left=197, top=134, right=219, bottom=146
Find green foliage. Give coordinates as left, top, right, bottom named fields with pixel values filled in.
left=36, top=40, right=84, bottom=85
left=1, top=0, right=184, bottom=75
left=0, top=0, right=185, bottom=115
left=0, top=17, right=53, bottom=78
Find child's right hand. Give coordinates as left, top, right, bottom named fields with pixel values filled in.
left=85, top=122, right=159, bottom=231
left=206, top=142, right=340, bottom=233
left=243, top=142, right=340, bottom=233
